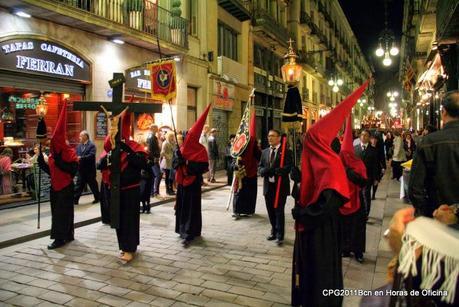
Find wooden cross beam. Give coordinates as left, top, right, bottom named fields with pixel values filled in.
left=73, top=73, right=162, bottom=229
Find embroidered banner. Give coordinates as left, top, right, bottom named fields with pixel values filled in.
left=148, top=60, right=177, bottom=101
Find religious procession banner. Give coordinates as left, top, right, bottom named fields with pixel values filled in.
left=231, top=100, right=251, bottom=158
left=148, top=60, right=177, bottom=101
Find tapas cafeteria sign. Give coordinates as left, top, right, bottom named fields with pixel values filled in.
left=0, top=38, right=90, bottom=82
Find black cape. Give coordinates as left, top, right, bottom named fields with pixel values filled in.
left=233, top=176, right=257, bottom=215
left=291, top=189, right=346, bottom=307
left=175, top=161, right=208, bottom=241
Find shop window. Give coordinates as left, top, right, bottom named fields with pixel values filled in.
left=0, top=88, right=82, bottom=200
left=218, top=22, right=238, bottom=61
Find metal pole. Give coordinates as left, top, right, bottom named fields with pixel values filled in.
left=37, top=143, right=41, bottom=229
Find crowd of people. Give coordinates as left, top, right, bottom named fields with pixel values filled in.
left=33, top=88, right=458, bottom=306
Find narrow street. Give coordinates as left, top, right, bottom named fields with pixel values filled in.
left=0, top=173, right=407, bottom=307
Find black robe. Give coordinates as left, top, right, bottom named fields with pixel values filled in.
left=99, top=182, right=111, bottom=224
left=97, top=158, right=111, bottom=225
left=291, top=189, right=346, bottom=307
left=233, top=176, right=258, bottom=215
left=175, top=161, right=208, bottom=241
left=341, top=168, right=368, bottom=256
left=38, top=154, right=77, bottom=241
left=99, top=151, right=146, bottom=252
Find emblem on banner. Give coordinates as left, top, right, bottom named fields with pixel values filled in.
left=231, top=103, right=251, bottom=157
left=148, top=60, right=177, bottom=101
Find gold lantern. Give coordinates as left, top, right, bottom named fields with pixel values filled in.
left=281, top=39, right=302, bottom=85
left=35, top=93, right=48, bottom=117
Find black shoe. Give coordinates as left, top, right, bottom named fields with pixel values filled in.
left=47, top=240, right=66, bottom=250
left=73, top=201, right=79, bottom=205
left=355, top=253, right=364, bottom=263
left=342, top=252, right=351, bottom=258
left=182, top=239, right=192, bottom=247
left=266, top=235, right=276, bottom=241
left=276, top=238, right=284, bottom=245
left=371, top=196, right=376, bottom=200
left=92, top=199, right=99, bottom=204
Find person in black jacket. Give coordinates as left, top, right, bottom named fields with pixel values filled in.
left=74, top=130, right=100, bottom=205
left=409, top=91, right=459, bottom=217
left=147, top=124, right=162, bottom=196
left=258, top=129, right=293, bottom=245
left=354, top=130, right=381, bottom=218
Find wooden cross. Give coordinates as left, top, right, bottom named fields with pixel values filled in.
left=73, top=73, right=162, bottom=228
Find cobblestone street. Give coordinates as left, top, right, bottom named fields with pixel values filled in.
left=0, top=173, right=406, bottom=307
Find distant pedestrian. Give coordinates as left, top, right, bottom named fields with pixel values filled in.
left=403, top=132, right=416, bottom=161
left=160, top=131, right=176, bottom=195
left=391, top=131, right=406, bottom=180
left=225, top=134, right=236, bottom=186
left=74, top=130, right=100, bottom=205
left=147, top=124, right=162, bottom=197
left=384, top=131, right=394, bottom=160
left=207, top=128, right=219, bottom=183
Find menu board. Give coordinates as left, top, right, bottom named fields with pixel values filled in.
left=95, top=111, right=108, bottom=139
left=32, top=163, right=51, bottom=201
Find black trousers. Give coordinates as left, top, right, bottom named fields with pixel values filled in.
left=264, top=183, right=287, bottom=240
left=361, top=183, right=372, bottom=217
left=74, top=171, right=100, bottom=203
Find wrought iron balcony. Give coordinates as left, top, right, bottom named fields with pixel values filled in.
left=218, top=0, right=251, bottom=21
left=252, top=7, right=289, bottom=47
left=300, top=11, right=313, bottom=27
left=298, top=50, right=316, bottom=67
left=8, top=0, right=189, bottom=50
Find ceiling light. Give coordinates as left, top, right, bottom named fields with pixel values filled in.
left=111, top=38, right=124, bottom=45
left=15, top=10, right=31, bottom=18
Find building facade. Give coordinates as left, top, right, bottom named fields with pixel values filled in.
left=399, top=0, right=459, bottom=130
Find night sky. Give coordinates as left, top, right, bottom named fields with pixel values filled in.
left=338, top=0, right=404, bottom=110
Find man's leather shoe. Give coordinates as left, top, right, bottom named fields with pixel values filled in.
left=266, top=235, right=276, bottom=241
left=355, top=253, right=364, bottom=263
left=276, top=239, right=284, bottom=245
left=47, top=240, right=66, bottom=250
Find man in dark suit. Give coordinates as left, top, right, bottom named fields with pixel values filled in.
left=74, top=130, right=100, bottom=204
left=354, top=130, right=381, bottom=217
left=258, top=129, right=293, bottom=245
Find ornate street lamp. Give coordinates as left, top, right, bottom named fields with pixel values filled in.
left=374, top=0, right=399, bottom=67
left=35, top=92, right=48, bottom=118
left=281, top=39, right=302, bottom=85
left=386, top=90, right=399, bottom=102
left=328, top=76, right=343, bottom=93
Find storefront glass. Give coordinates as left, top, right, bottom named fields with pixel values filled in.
left=0, top=87, right=82, bottom=204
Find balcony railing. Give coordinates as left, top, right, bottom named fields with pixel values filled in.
left=300, top=11, right=313, bottom=26
left=253, top=7, right=289, bottom=46
left=50, top=0, right=188, bottom=48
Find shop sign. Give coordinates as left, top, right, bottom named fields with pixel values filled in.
left=125, top=66, right=151, bottom=92
left=95, top=111, right=108, bottom=139
left=0, top=38, right=90, bottom=82
left=9, top=95, right=39, bottom=110
left=213, top=80, right=235, bottom=111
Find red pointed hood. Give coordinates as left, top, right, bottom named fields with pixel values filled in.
left=48, top=100, right=78, bottom=191
left=339, top=116, right=367, bottom=215
left=180, top=104, right=211, bottom=162
left=299, top=81, right=368, bottom=208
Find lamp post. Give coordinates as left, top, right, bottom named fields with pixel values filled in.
left=328, top=76, right=344, bottom=93
left=386, top=90, right=399, bottom=102
left=374, top=0, right=399, bottom=67
left=35, top=92, right=48, bottom=229
left=280, top=39, right=303, bottom=166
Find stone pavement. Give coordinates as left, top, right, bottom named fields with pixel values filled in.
left=0, top=171, right=228, bottom=248
left=0, top=172, right=406, bottom=307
